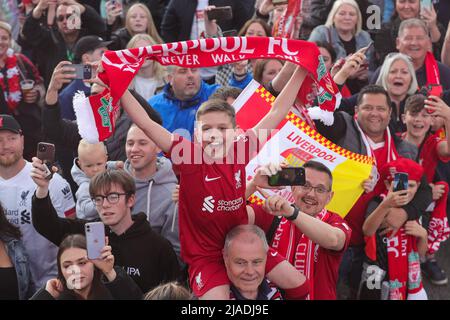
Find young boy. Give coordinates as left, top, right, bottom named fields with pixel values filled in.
left=71, top=139, right=121, bottom=220
left=119, top=66, right=310, bottom=299
left=361, top=158, right=428, bottom=300
left=401, top=94, right=450, bottom=285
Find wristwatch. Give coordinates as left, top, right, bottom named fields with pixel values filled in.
left=286, top=204, right=300, bottom=221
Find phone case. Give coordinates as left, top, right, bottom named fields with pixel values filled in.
left=207, top=6, right=233, bottom=21
left=85, top=222, right=106, bottom=260
left=37, top=142, right=55, bottom=179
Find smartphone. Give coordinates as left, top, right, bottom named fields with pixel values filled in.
left=361, top=41, right=374, bottom=53
left=36, top=142, right=55, bottom=180
left=206, top=6, right=233, bottom=21
left=421, top=0, right=433, bottom=11
left=272, top=0, right=289, bottom=5
left=268, top=167, right=306, bottom=187
left=72, top=64, right=92, bottom=80
left=393, top=172, right=408, bottom=192
left=85, top=222, right=106, bottom=260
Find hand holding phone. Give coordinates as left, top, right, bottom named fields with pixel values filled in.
left=85, top=222, right=106, bottom=260
left=268, top=167, right=306, bottom=186
left=36, top=142, right=55, bottom=180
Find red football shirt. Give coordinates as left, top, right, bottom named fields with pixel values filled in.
left=418, top=132, right=450, bottom=183
left=169, top=132, right=259, bottom=265
left=253, top=204, right=351, bottom=300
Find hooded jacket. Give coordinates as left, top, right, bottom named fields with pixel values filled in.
left=71, top=159, right=118, bottom=220
left=148, top=81, right=219, bottom=138
left=32, top=194, right=180, bottom=293
left=124, top=157, right=181, bottom=261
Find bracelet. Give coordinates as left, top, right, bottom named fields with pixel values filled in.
left=286, top=204, right=300, bottom=221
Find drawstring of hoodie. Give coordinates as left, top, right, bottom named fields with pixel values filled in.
left=146, top=180, right=154, bottom=222
left=171, top=201, right=178, bottom=232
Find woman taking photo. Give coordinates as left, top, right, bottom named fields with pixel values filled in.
left=308, top=0, right=373, bottom=94
left=31, top=234, right=142, bottom=300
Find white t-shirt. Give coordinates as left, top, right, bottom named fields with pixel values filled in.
left=132, top=75, right=165, bottom=101
left=190, top=0, right=208, bottom=40
left=0, top=162, right=75, bottom=291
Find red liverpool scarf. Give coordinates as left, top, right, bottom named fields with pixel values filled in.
left=423, top=51, right=443, bottom=96
left=386, top=227, right=425, bottom=300
left=427, top=181, right=450, bottom=255
left=0, top=49, right=21, bottom=112
left=272, top=0, right=302, bottom=39
left=270, top=209, right=330, bottom=300
left=74, top=37, right=341, bottom=143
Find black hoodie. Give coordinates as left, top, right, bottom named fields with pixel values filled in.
left=32, top=193, right=180, bottom=293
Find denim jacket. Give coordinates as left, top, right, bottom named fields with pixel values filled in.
left=2, top=236, right=31, bottom=300
left=309, top=25, right=375, bottom=71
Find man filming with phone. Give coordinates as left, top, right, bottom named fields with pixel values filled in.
left=246, top=160, right=352, bottom=300
left=0, top=115, right=75, bottom=294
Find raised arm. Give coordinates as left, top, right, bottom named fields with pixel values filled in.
left=252, top=66, right=307, bottom=138
left=120, top=89, right=173, bottom=153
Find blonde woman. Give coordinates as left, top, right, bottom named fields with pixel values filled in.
left=126, top=34, right=167, bottom=100
left=107, top=3, right=162, bottom=50
left=308, top=0, right=373, bottom=93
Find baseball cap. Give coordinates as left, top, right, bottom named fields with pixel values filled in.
left=73, top=36, right=112, bottom=63
left=0, top=114, right=22, bottom=134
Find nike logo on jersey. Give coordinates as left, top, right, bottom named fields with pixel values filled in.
left=205, top=175, right=221, bottom=182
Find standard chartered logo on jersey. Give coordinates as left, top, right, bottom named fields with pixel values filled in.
left=201, top=196, right=244, bottom=213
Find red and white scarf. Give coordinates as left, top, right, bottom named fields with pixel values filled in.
left=271, top=208, right=330, bottom=300
left=74, top=37, right=341, bottom=143
left=386, top=227, right=426, bottom=300
left=272, top=0, right=302, bottom=39
left=427, top=181, right=450, bottom=255
left=425, top=51, right=440, bottom=88
left=0, top=49, right=21, bottom=111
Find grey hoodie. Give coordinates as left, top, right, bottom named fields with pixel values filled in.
left=71, top=159, right=117, bottom=220
left=124, top=156, right=181, bottom=262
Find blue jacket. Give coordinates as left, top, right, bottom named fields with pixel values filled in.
left=58, top=79, right=91, bottom=121
left=228, top=72, right=253, bottom=90
left=2, top=236, right=31, bottom=300
left=148, top=81, right=219, bottom=139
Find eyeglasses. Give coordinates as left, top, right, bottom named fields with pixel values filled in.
left=299, top=183, right=330, bottom=195
left=92, top=193, right=128, bottom=206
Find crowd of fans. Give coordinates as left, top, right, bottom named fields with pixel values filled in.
left=1, top=0, right=450, bottom=300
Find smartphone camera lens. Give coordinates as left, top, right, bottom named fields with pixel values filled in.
left=39, top=145, right=46, bottom=152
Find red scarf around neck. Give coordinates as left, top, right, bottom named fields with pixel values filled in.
left=270, top=209, right=330, bottom=300
left=0, top=50, right=21, bottom=111
left=425, top=51, right=440, bottom=87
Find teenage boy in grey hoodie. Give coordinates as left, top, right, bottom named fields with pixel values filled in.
left=124, top=123, right=181, bottom=263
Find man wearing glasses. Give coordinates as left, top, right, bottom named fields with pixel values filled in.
left=30, top=167, right=180, bottom=293
left=248, top=160, right=352, bottom=300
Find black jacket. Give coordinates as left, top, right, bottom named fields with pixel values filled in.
left=32, top=193, right=180, bottom=293
left=30, top=266, right=142, bottom=300
left=161, top=0, right=254, bottom=43
left=21, top=5, right=106, bottom=87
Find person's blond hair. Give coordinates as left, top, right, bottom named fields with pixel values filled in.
left=126, top=33, right=167, bottom=81
left=125, top=3, right=163, bottom=44
left=144, top=282, right=194, bottom=300
left=325, top=0, right=363, bottom=35
left=77, top=139, right=107, bottom=158
left=0, top=21, right=12, bottom=37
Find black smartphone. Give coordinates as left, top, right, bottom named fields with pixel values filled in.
left=72, top=64, right=92, bottom=80
left=361, top=41, right=374, bottom=53
left=393, top=172, right=408, bottom=192
left=268, top=167, right=306, bottom=187
left=206, top=6, right=233, bottom=21
left=36, top=142, right=55, bottom=180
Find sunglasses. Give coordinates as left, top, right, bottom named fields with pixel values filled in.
left=56, top=14, right=72, bottom=22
